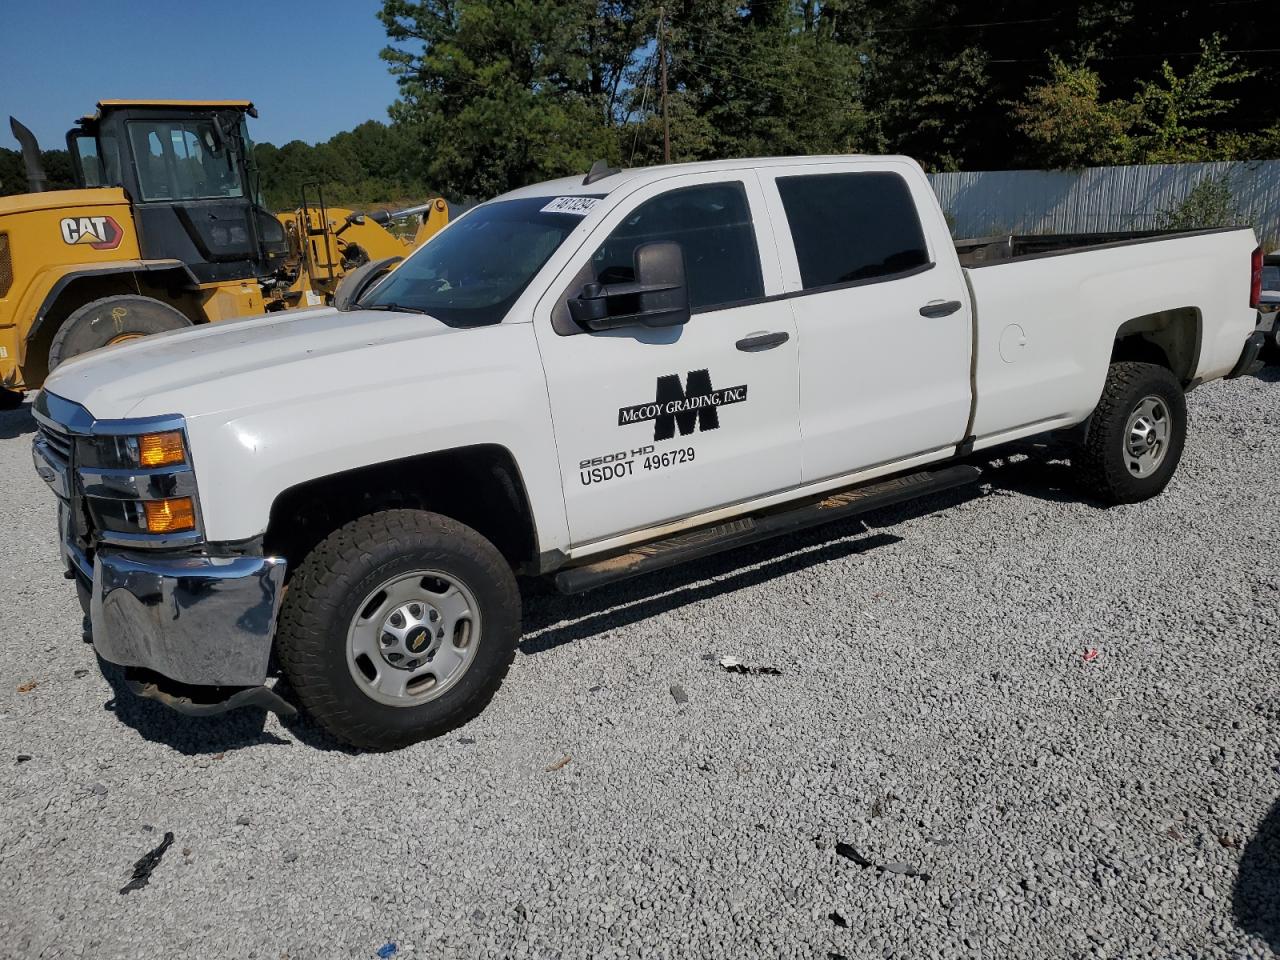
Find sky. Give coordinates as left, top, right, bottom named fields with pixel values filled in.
left=1, top=0, right=404, bottom=153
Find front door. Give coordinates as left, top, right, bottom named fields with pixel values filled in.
left=533, top=172, right=802, bottom=547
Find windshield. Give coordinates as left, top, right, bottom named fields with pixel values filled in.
left=127, top=119, right=245, bottom=202
left=360, top=196, right=598, bottom=327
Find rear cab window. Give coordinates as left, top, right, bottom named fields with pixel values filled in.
left=774, top=171, right=932, bottom=292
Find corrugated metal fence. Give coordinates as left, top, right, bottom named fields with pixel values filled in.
left=928, top=161, right=1280, bottom=245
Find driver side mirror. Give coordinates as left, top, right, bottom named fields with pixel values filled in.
left=568, top=241, right=690, bottom=331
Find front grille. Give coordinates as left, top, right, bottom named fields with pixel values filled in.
left=37, top=422, right=73, bottom=469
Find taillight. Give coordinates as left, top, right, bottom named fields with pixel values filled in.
left=1251, top=246, right=1263, bottom=308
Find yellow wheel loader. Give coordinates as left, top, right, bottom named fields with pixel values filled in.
left=0, top=100, right=448, bottom=408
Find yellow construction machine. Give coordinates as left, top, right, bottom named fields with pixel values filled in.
left=0, top=100, right=448, bottom=407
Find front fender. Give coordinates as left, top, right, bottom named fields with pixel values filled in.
left=179, top=323, right=569, bottom=554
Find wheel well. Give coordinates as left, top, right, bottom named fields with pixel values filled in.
left=26, top=268, right=204, bottom=383
left=263, top=445, right=538, bottom=575
left=1111, top=307, right=1201, bottom=385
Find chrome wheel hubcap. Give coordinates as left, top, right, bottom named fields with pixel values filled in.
left=346, top=570, right=480, bottom=707
left=1123, top=395, right=1171, bottom=478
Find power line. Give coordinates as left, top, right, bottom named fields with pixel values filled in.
left=680, top=57, right=860, bottom=112
left=659, top=5, right=671, bottom=163
left=629, top=52, right=657, bottom=164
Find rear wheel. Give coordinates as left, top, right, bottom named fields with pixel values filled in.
left=1072, top=361, right=1187, bottom=504
left=48, top=294, right=193, bottom=370
left=1263, top=325, right=1280, bottom=365
left=275, top=509, right=520, bottom=750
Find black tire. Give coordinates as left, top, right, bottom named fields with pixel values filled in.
left=1073, top=361, right=1187, bottom=505
left=333, top=256, right=401, bottom=311
left=48, top=295, right=193, bottom=370
left=1262, top=328, right=1280, bottom=366
left=0, top=388, right=24, bottom=410
left=275, top=509, right=520, bottom=750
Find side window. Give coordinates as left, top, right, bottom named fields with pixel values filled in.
left=127, top=121, right=244, bottom=202
left=776, top=172, right=930, bottom=290
left=70, top=134, right=104, bottom=188
left=590, top=182, right=764, bottom=312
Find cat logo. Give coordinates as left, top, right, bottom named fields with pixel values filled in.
left=59, top=215, right=124, bottom=251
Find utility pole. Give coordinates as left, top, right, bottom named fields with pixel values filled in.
left=658, top=5, right=670, bottom=164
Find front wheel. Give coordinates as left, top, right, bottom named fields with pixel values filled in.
left=1072, top=361, right=1187, bottom=505
left=275, top=509, right=520, bottom=750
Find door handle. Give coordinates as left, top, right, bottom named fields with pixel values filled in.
left=919, top=300, right=963, bottom=318
left=735, top=331, right=790, bottom=352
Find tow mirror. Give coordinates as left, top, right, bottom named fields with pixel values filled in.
left=568, top=241, right=690, bottom=331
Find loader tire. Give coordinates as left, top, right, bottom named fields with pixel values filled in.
left=276, top=509, right=520, bottom=751
left=333, top=256, right=401, bottom=311
left=1072, top=361, right=1187, bottom=505
left=0, top=388, right=24, bottom=410
left=48, top=295, right=193, bottom=370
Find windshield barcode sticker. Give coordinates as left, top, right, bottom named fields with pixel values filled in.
left=541, top=196, right=599, bottom=216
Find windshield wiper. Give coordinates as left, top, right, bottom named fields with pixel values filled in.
left=361, top=302, right=430, bottom=315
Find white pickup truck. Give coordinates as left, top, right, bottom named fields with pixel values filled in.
left=33, top=155, right=1266, bottom=749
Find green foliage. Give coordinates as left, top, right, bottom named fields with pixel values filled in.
left=378, top=0, right=647, bottom=196
left=634, top=0, right=872, bottom=165
left=0, top=148, right=77, bottom=196
left=252, top=120, right=434, bottom=210
left=6, top=1, right=1280, bottom=205
left=1012, top=58, right=1137, bottom=168
left=1016, top=34, right=1273, bottom=169
left=1131, top=36, right=1255, bottom=163
left=1156, top=177, right=1244, bottom=231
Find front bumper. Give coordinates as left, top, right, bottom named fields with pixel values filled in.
left=91, top=550, right=287, bottom=688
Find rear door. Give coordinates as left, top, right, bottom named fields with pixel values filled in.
left=759, top=162, right=973, bottom=482
left=533, top=172, right=802, bottom=547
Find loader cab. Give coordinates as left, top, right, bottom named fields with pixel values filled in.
left=66, top=100, right=287, bottom=283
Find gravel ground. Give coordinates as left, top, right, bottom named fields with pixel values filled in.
left=2, top=369, right=1279, bottom=960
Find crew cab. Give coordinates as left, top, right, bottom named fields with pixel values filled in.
left=33, top=156, right=1266, bottom=749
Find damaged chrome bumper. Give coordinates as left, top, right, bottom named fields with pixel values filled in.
left=91, top=550, right=287, bottom=688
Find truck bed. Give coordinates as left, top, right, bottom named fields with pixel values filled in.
left=954, top=227, right=1248, bottom=267
left=956, top=225, right=1258, bottom=450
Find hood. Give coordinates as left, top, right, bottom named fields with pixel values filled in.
left=44, top=306, right=464, bottom=420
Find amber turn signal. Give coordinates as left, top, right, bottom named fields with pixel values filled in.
left=143, top=497, right=196, bottom=534
left=138, top=431, right=185, bottom=468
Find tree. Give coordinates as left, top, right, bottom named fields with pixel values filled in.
left=655, top=0, right=873, bottom=163
left=1013, top=58, right=1136, bottom=168
left=1129, top=35, right=1253, bottom=163
left=1014, top=36, right=1263, bottom=168
left=379, top=0, right=649, bottom=196
left=0, top=147, right=77, bottom=196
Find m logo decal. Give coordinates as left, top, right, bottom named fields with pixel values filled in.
left=618, top=369, right=749, bottom=442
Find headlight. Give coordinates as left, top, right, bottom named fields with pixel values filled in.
left=138, top=431, right=186, bottom=468
left=74, top=420, right=202, bottom=546
left=78, top=431, right=188, bottom=470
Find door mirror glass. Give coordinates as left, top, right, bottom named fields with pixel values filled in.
left=568, top=241, right=690, bottom=331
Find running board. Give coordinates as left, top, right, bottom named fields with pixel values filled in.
left=554, top=464, right=981, bottom=594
